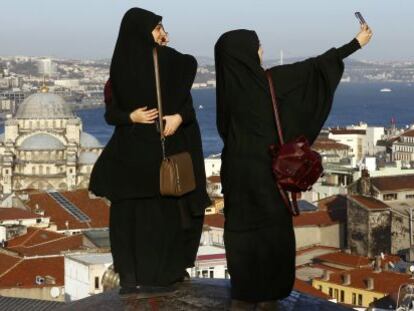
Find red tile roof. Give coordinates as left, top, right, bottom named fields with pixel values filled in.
left=296, top=245, right=340, bottom=256
left=6, top=228, right=85, bottom=256
left=401, top=129, right=414, bottom=137
left=7, top=228, right=62, bottom=248
left=0, top=257, right=64, bottom=288
left=349, top=195, right=390, bottom=210
left=25, top=189, right=109, bottom=231
left=0, top=252, right=22, bottom=277
left=204, top=214, right=224, bottom=229
left=330, top=129, right=366, bottom=135
left=370, top=175, right=414, bottom=192
left=314, top=268, right=411, bottom=294
left=294, top=279, right=330, bottom=299
left=207, top=176, right=221, bottom=183
left=0, top=208, right=41, bottom=221
left=197, top=254, right=226, bottom=261
left=312, top=138, right=350, bottom=151
left=317, top=195, right=348, bottom=212
left=314, top=252, right=371, bottom=268
left=293, top=210, right=346, bottom=227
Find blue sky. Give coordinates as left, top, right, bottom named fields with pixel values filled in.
left=0, top=0, right=413, bottom=61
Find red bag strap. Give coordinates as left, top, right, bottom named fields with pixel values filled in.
left=266, top=70, right=284, bottom=145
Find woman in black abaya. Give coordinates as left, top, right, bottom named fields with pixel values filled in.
left=215, top=25, right=372, bottom=309
left=89, top=8, right=210, bottom=296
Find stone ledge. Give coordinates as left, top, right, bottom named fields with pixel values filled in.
left=57, top=279, right=352, bottom=310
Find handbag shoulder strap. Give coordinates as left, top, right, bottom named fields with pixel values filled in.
left=265, top=70, right=284, bottom=145
left=153, top=47, right=166, bottom=159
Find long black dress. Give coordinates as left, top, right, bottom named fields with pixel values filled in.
left=215, top=29, right=360, bottom=302
left=88, top=8, right=210, bottom=288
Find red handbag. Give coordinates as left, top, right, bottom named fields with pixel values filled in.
left=266, top=70, right=324, bottom=216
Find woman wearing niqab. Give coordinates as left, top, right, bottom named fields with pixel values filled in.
left=215, top=25, right=372, bottom=309
left=89, top=8, right=211, bottom=296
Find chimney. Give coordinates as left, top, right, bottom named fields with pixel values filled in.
left=365, top=277, right=374, bottom=290
left=360, top=169, right=371, bottom=196
left=341, top=273, right=351, bottom=286
left=322, top=270, right=331, bottom=281
left=374, top=256, right=382, bottom=273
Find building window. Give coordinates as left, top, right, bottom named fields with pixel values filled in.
left=340, top=290, right=345, bottom=302
left=352, top=293, right=356, bottom=305
left=358, top=294, right=363, bottom=306
left=95, top=276, right=99, bottom=289
left=334, top=288, right=339, bottom=300
left=406, top=194, right=414, bottom=199
left=319, top=285, right=323, bottom=291
left=383, top=193, right=397, bottom=201
left=328, top=287, right=333, bottom=297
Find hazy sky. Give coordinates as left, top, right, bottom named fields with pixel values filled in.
left=0, top=0, right=413, bottom=61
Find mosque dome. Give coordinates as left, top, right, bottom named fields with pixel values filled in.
left=19, top=133, right=65, bottom=150
left=16, top=92, right=74, bottom=119
left=80, top=132, right=102, bottom=148
left=78, top=152, right=99, bottom=165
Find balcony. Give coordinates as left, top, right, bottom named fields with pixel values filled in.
left=58, top=279, right=352, bottom=310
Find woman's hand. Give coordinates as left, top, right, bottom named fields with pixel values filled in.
left=129, top=106, right=159, bottom=124
left=163, top=114, right=183, bottom=136
left=356, top=24, right=373, bottom=48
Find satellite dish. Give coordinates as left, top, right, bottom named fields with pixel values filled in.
left=50, top=287, right=60, bottom=298
left=409, top=265, right=414, bottom=273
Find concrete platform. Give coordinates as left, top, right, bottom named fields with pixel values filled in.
left=58, top=279, right=352, bottom=310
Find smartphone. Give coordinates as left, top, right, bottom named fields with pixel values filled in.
left=355, top=12, right=367, bottom=25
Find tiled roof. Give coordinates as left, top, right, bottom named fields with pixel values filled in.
left=204, top=214, right=224, bottom=229
left=370, top=174, right=414, bottom=192
left=294, top=279, right=330, bottom=299
left=349, top=195, right=390, bottom=210
left=0, top=256, right=64, bottom=288
left=0, top=252, right=22, bottom=277
left=314, top=252, right=371, bottom=268
left=312, top=138, right=350, bottom=151
left=296, top=245, right=340, bottom=256
left=7, top=228, right=63, bottom=247
left=0, top=208, right=41, bottom=221
left=0, top=296, right=63, bottom=311
left=330, top=129, right=366, bottom=135
left=25, top=189, right=109, bottom=231
left=207, top=175, right=221, bottom=183
left=315, top=268, right=411, bottom=294
left=401, top=129, right=414, bottom=137
left=6, top=228, right=85, bottom=256
left=317, top=195, right=348, bottom=211
left=293, top=209, right=346, bottom=227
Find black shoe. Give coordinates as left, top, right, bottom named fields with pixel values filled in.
left=119, top=286, right=139, bottom=300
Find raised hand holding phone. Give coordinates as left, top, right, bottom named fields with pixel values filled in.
left=354, top=12, right=373, bottom=47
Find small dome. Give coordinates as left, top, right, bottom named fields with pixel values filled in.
left=79, top=152, right=99, bottom=164
left=19, top=134, right=65, bottom=150
left=80, top=132, right=102, bottom=148
left=16, top=93, right=74, bottom=119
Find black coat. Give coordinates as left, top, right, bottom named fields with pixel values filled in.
left=89, top=8, right=210, bottom=215
left=215, top=30, right=361, bottom=231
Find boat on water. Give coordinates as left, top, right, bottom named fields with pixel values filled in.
left=199, top=105, right=204, bottom=109
left=380, top=88, right=392, bottom=93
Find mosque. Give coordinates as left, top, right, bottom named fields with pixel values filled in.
left=0, top=86, right=103, bottom=194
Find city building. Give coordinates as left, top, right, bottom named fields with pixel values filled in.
left=64, top=252, right=113, bottom=302
left=0, top=87, right=103, bottom=194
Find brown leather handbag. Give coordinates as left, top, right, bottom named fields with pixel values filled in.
left=153, top=48, right=196, bottom=197
left=266, top=70, right=324, bottom=216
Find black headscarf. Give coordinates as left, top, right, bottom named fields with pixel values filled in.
left=215, top=30, right=275, bottom=146
left=110, top=8, right=162, bottom=113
